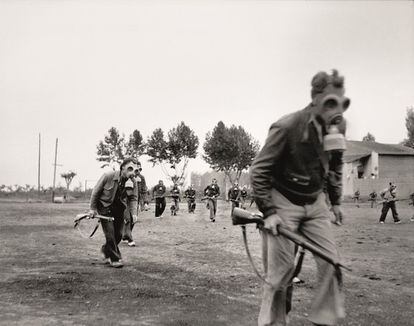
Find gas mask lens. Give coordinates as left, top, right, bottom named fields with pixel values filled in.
left=322, top=96, right=350, bottom=112
left=125, top=163, right=138, bottom=176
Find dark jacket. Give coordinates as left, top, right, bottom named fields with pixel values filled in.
left=250, top=105, right=343, bottom=218
left=136, top=173, right=147, bottom=201
left=170, top=187, right=180, bottom=199
left=90, top=170, right=138, bottom=214
left=204, top=184, right=220, bottom=197
left=228, top=186, right=240, bottom=200
left=153, top=184, right=166, bottom=198
left=184, top=188, right=196, bottom=199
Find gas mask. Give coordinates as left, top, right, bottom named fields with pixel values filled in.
left=125, top=178, right=134, bottom=189
left=318, top=94, right=349, bottom=152
left=323, top=114, right=347, bottom=152
left=310, top=70, right=350, bottom=152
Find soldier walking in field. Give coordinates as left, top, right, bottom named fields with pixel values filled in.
left=89, top=158, right=138, bottom=268
left=379, top=182, right=401, bottom=224
left=228, top=182, right=241, bottom=213
left=240, top=185, right=249, bottom=209
left=204, top=178, right=220, bottom=222
left=152, top=180, right=166, bottom=218
left=122, top=161, right=146, bottom=247
left=184, top=184, right=196, bottom=213
left=368, top=190, right=377, bottom=208
left=352, top=189, right=360, bottom=208
left=251, top=69, right=348, bottom=326
left=170, top=183, right=181, bottom=216
left=135, top=162, right=148, bottom=212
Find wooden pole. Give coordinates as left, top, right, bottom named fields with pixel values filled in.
left=52, top=138, right=58, bottom=202
left=38, top=133, right=41, bottom=195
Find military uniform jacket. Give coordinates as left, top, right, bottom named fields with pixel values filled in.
left=90, top=170, right=138, bottom=214
left=250, top=105, right=343, bottom=218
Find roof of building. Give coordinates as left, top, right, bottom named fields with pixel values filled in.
left=344, top=140, right=414, bottom=163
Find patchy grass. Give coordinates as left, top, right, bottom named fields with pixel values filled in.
left=0, top=200, right=413, bottom=325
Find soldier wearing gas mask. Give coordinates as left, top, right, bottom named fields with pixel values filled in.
left=379, top=182, right=401, bottom=224
left=228, top=182, right=241, bottom=212
left=251, top=69, right=348, bottom=326
left=89, top=158, right=138, bottom=268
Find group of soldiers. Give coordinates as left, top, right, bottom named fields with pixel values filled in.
left=151, top=178, right=252, bottom=222
left=89, top=159, right=252, bottom=267
left=151, top=180, right=215, bottom=218
left=352, top=182, right=414, bottom=224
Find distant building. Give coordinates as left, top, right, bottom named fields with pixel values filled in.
left=343, top=141, right=414, bottom=197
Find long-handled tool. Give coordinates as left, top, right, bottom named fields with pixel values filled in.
left=232, top=206, right=350, bottom=304
left=232, top=208, right=350, bottom=272
left=74, top=213, right=114, bottom=238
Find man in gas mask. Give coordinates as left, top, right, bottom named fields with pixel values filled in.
left=228, top=182, right=241, bottom=213
left=89, top=158, right=138, bottom=268
left=184, top=184, right=197, bottom=213
left=379, top=182, right=401, bottom=224
left=121, top=161, right=147, bottom=247
left=250, top=69, right=348, bottom=326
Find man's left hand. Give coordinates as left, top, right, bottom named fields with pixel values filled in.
left=332, top=205, right=343, bottom=224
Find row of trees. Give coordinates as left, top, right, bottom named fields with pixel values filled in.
left=98, top=106, right=414, bottom=187
left=96, top=121, right=259, bottom=185
left=1, top=171, right=78, bottom=196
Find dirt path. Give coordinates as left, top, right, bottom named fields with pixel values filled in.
left=0, top=201, right=413, bottom=325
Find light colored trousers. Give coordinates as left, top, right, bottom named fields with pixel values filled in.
left=258, top=189, right=345, bottom=326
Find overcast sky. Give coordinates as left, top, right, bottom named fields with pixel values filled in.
left=1, top=0, right=413, bottom=189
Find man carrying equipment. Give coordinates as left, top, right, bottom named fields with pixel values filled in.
left=184, top=184, right=197, bottom=213
left=379, top=182, right=401, bottom=224
left=121, top=162, right=146, bottom=247
left=152, top=180, right=166, bottom=218
left=228, top=182, right=241, bottom=213
left=170, top=183, right=181, bottom=216
left=89, top=158, right=138, bottom=268
left=251, top=69, right=348, bottom=326
left=240, top=185, right=249, bottom=209
left=368, top=190, right=377, bottom=208
left=352, top=189, right=360, bottom=208
left=135, top=162, right=148, bottom=211
left=204, top=178, right=220, bottom=222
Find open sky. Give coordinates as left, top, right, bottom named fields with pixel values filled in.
left=1, top=0, right=413, bottom=189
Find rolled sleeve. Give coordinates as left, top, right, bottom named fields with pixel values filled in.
left=250, top=122, right=287, bottom=218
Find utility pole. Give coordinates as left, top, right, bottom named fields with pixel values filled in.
left=38, top=133, right=41, bottom=195
left=51, top=138, right=62, bottom=202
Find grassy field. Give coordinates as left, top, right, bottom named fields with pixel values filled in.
left=0, top=200, right=413, bottom=326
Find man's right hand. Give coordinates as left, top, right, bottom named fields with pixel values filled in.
left=88, top=210, right=97, bottom=218
left=263, top=213, right=283, bottom=236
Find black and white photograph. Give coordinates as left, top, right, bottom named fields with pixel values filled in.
left=1, top=1, right=413, bottom=325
